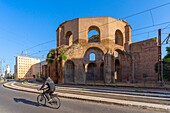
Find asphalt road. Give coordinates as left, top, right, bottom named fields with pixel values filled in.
left=0, top=83, right=168, bottom=113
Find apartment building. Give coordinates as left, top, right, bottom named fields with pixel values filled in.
left=15, top=56, right=40, bottom=79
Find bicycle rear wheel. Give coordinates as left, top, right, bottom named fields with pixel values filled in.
left=50, top=96, right=61, bottom=109
left=37, top=94, right=46, bottom=106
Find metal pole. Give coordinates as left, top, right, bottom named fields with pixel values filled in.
left=158, top=29, right=163, bottom=86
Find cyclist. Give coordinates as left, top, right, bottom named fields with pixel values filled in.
left=39, top=75, right=56, bottom=102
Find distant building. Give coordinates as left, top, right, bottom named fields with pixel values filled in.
left=5, top=65, right=11, bottom=77
left=5, top=65, right=10, bottom=74
left=31, top=61, right=47, bottom=78
left=15, top=56, right=40, bottom=79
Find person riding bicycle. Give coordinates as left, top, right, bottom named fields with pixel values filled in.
left=39, top=75, right=56, bottom=102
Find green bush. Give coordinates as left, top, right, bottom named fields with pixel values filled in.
left=46, top=49, right=55, bottom=63
left=23, top=79, right=28, bottom=84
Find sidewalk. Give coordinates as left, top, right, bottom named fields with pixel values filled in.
left=3, top=82, right=170, bottom=111
left=63, top=82, right=170, bottom=90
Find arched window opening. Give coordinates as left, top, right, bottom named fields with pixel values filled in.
left=88, top=26, right=100, bottom=43
left=115, top=30, right=123, bottom=46
left=115, top=49, right=125, bottom=60
left=65, top=31, right=73, bottom=46
left=88, top=30, right=98, bottom=38
left=102, top=56, right=104, bottom=61
left=89, top=53, right=96, bottom=61
left=115, top=51, right=119, bottom=58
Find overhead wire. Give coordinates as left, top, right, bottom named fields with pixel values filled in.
left=121, top=2, right=170, bottom=19
left=21, top=2, right=170, bottom=57
left=23, top=40, right=55, bottom=51
left=74, top=2, right=170, bottom=37
left=25, top=22, right=170, bottom=57
left=133, top=21, right=170, bottom=31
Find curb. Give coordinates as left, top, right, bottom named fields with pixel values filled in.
left=63, top=83, right=170, bottom=90
left=3, top=83, right=40, bottom=94
left=3, top=82, right=170, bottom=111
left=15, top=82, right=170, bottom=96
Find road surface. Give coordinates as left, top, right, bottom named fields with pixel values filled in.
left=0, top=83, right=167, bottom=113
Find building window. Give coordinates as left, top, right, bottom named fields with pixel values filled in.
left=115, top=30, right=123, bottom=46
left=65, top=31, right=73, bottom=46
left=88, top=26, right=100, bottom=43
left=89, top=53, right=96, bottom=61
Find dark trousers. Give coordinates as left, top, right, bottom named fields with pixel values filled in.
left=44, top=89, right=54, bottom=100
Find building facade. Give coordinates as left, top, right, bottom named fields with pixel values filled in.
left=31, top=61, right=47, bottom=78
left=47, top=16, right=158, bottom=84
left=15, top=56, right=40, bottom=79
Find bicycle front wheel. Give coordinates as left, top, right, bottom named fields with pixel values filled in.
left=50, top=96, right=61, bottom=109
left=37, top=94, right=46, bottom=106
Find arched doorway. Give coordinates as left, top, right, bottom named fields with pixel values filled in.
left=115, top=59, right=121, bottom=81
left=84, top=47, right=104, bottom=83
left=100, top=62, right=104, bottom=82
left=87, top=63, right=97, bottom=82
left=64, top=60, right=74, bottom=83
left=114, top=49, right=124, bottom=82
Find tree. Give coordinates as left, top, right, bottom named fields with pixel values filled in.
left=163, top=47, right=170, bottom=81
left=155, top=47, right=170, bottom=81
left=46, top=49, right=55, bottom=63
left=6, top=73, right=11, bottom=79
left=163, top=47, right=170, bottom=63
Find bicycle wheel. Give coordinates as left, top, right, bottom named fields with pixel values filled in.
left=50, top=96, right=61, bottom=109
left=37, top=94, right=46, bottom=106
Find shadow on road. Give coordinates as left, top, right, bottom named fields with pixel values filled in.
left=13, top=98, right=40, bottom=107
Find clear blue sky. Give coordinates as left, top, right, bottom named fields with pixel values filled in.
left=0, top=0, right=170, bottom=74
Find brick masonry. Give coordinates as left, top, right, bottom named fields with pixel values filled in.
left=47, top=16, right=158, bottom=84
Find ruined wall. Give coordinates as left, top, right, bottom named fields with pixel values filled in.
left=63, top=43, right=107, bottom=84
left=78, top=17, right=109, bottom=43
left=54, top=16, right=159, bottom=85
left=119, top=55, right=132, bottom=82
left=47, top=61, right=58, bottom=83
left=42, top=65, right=47, bottom=77
left=57, top=17, right=131, bottom=49
left=57, top=19, right=79, bottom=46
left=130, top=39, right=158, bottom=82
left=63, top=44, right=85, bottom=84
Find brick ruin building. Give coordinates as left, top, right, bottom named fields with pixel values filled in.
left=47, top=16, right=158, bottom=84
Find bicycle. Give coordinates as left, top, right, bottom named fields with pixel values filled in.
left=37, top=88, right=61, bottom=109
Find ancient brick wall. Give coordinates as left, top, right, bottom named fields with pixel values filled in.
left=47, top=61, right=58, bottom=83
left=120, top=56, right=132, bottom=82
left=52, top=17, right=159, bottom=85
left=130, top=39, right=158, bottom=82
left=57, top=19, right=79, bottom=46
